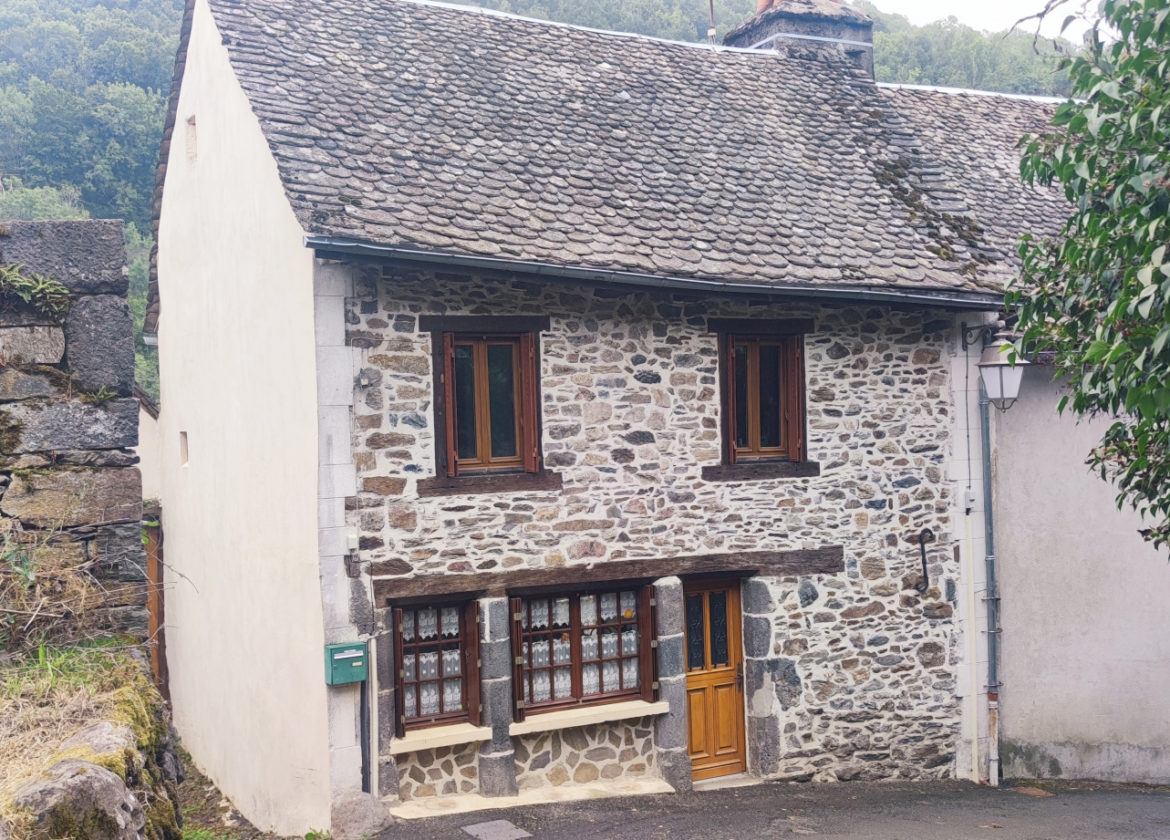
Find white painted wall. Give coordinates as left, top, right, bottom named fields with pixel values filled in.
left=313, top=260, right=369, bottom=800
left=154, top=0, right=331, bottom=832
left=948, top=316, right=995, bottom=784
left=137, top=403, right=161, bottom=501
left=995, top=366, right=1170, bottom=783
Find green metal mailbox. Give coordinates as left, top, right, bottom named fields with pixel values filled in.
left=324, top=642, right=368, bottom=685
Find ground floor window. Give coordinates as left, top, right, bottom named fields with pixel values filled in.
left=392, top=601, right=480, bottom=735
left=510, top=587, right=656, bottom=720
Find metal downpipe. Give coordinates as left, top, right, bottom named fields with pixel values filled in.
left=979, top=379, right=1001, bottom=786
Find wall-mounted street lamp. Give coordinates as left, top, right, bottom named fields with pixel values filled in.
left=960, top=319, right=1029, bottom=786
left=962, top=322, right=1030, bottom=411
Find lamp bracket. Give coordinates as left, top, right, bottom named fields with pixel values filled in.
left=960, top=321, right=1000, bottom=351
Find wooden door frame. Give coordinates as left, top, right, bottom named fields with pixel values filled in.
left=682, top=577, right=747, bottom=781
left=144, top=514, right=169, bottom=701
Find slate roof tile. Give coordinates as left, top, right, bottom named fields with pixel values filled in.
left=146, top=0, right=1075, bottom=333
left=194, top=0, right=1022, bottom=302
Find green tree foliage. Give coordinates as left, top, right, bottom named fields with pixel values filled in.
left=0, top=0, right=181, bottom=228
left=1013, top=0, right=1170, bottom=545
left=0, top=176, right=88, bottom=220
left=855, top=1, right=1073, bottom=96
left=125, top=223, right=160, bottom=400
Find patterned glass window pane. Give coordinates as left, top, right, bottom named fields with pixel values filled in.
left=453, top=345, right=478, bottom=460
left=622, top=657, right=639, bottom=690
left=580, top=594, right=597, bottom=625
left=400, top=605, right=468, bottom=727
left=686, top=594, right=705, bottom=671
left=487, top=343, right=518, bottom=459
left=710, top=592, right=729, bottom=667
left=441, top=607, right=460, bottom=638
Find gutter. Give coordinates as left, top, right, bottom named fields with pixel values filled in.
left=979, top=378, right=1002, bottom=785
left=304, top=237, right=1004, bottom=311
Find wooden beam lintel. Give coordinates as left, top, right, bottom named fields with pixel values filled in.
left=371, top=546, right=844, bottom=603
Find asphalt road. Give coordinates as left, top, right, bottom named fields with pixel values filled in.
left=376, top=779, right=1170, bottom=840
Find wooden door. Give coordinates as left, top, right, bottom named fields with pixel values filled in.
left=144, top=519, right=169, bottom=699
left=683, top=579, right=746, bottom=780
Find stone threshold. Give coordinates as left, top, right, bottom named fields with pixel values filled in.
left=388, top=723, right=493, bottom=756
left=692, top=772, right=761, bottom=793
left=387, top=776, right=676, bottom=820
left=508, top=699, right=671, bottom=737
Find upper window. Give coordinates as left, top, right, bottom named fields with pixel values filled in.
left=447, top=334, right=533, bottom=473
left=419, top=316, right=553, bottom=493
left=392, top=601, right=481, bottom=735
left=510, top=587, right=656, bottom=720
left=706, top=318, right=818, bottom=479
left=726, top=335, right=803, bottom=462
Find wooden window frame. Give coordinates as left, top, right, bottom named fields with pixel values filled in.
left=725, top=334, right=803, bottom=462
left=509, top=585, right=656, bottom=722
left=391, top=600, right=481, bottom=736
left=419, top=316, right=550, bottom=494
left=446, top=334, right=529, bottom=473
left=704, top=318, right=819, bottom=481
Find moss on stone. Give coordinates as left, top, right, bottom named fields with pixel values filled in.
left=0, top=409, right=24, bottom=453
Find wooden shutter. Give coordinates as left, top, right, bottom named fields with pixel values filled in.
left=788, top=336, right=805, bottom=462
left=638, top=586, right=657, bottom=702
left=509, top=596, right=526, bottom=722
left=519, top=332, right=540, bottom=473
left=392, top=608, right=407, bottom=738
left=463, top=600, right=482, bottom=727
left=724, top=334, right=739, bottom=465
left=443, top=332, right=458, bottom=477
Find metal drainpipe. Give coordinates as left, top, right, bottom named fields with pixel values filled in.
left=979, top=378, right=1001, bottom=786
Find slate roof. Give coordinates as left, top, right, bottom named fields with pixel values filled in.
left=148, top=0, right=1068, bottom=332
left=881, top=86, right=1068, bottom=261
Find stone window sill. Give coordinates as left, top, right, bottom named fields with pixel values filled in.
left=417, top=470, right=563, bottom=497
left=388, top=722, right=493, bottom=755
left=701, top=461, right=821, bottom=482
left=509, top=699, right=670, bottom=738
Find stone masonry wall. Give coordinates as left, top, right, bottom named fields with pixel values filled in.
left=0, top=221, right=145, bottom=637
left=514, top=719, right=658, bottom=791
left=395, top=743, right=479, bottom=800
left=346, top=261, right=961, bottom=783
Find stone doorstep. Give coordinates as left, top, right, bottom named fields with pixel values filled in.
left=387, top=776, right=676, bottom=821
left=691, top=772, right=761, bottom=793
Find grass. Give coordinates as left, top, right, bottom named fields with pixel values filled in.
left=0, top=637, right=155, bottom=833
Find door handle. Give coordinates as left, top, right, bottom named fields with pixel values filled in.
left=736, top=663, right=743, bottom=691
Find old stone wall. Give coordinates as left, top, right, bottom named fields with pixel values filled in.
left=394, top=743, right=479, bottom=800
left=514, top=719, right=657, bottom=791
left=349, top=263, right=961, bottom=783
left=0, top=221, right=145, bottom=638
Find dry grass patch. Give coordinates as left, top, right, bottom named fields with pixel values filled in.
left=1, top=524, right=110, bottom=654
left=0, top=638, right=152, bottom=835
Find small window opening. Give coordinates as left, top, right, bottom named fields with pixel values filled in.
left=185, top=115, right=197, bottom=163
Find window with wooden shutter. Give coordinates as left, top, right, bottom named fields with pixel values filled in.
left=510, top=585, right=657, bottom=718
left=392, top=600, right=481, bottom=735
left=704, top=318, right=818, bottom=481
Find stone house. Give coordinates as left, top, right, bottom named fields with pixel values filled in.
left=146, top=0, right=1078, bottom=834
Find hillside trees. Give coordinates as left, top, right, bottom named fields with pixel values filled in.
left=854, top=1, right=1073, bottom=95
left=0, top=0, right=181, bottom=228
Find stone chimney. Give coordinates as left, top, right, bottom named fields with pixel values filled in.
left=723, top=0, right=874, bottom=79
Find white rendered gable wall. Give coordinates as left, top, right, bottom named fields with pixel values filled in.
left=154, top=0, right=330, bottom=833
